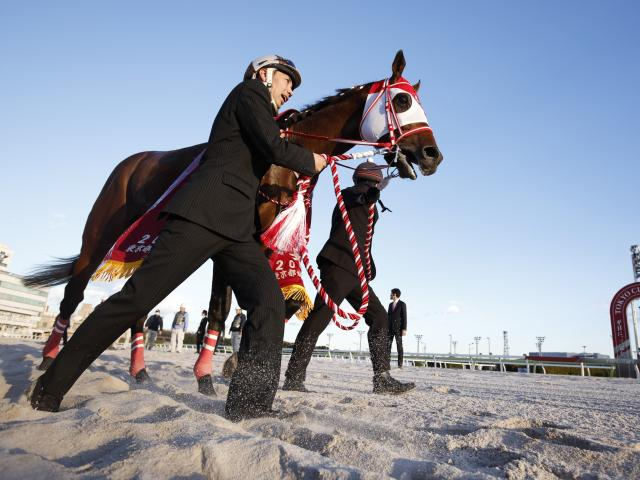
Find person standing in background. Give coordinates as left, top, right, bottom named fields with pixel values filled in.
left=388, top=288, right=407, bottom=367
left=196, top=310, right=208, bottom=354
left=144, top=309, right=163, bottom=350
left=229, top=307, right=247, bottom=353
left=170, top=304, right=189, bottom=353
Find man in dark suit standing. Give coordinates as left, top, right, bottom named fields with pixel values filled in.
left=31, top=55, right=327, bottom=421
left=388, top=288, right=407, bottom=367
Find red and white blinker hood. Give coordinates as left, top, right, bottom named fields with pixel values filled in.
left=359, top=76, right=429, bottom=143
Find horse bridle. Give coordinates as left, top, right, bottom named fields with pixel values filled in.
left=259, top=76, right=429, bottom=214
left=282, top=76, right=431, bottom=153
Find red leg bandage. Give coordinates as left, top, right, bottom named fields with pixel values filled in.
left=193, top=330, right=219, bottom=379
left=42, top=316, right=69, bottom=359
left=129, top=333, right=146, bottom=377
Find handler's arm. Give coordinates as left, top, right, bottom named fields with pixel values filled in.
left=343, top=187, right=380, bottom=208
left=236, top=83, right=322, bottom=176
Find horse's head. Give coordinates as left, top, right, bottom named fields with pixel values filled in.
left=364, top=50, right=444, bottom=180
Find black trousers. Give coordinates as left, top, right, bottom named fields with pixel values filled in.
left=196, top=334, right=204, bottom=353
left=285, top=261, right=390, bottom=383
left=39, top=216, right=286, bottom=417
left=389, top=330, right=404, bottom=366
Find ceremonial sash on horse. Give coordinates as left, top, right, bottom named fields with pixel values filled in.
left=92, top=151, right=205, bottom=281
left=91, top=149, right=313, bottom=321
left=268, top=251, right=312, bottom=321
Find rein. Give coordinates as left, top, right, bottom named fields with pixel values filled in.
left=283, top=129, right=392, bottom=149
left=258, top=188, right=292, bottom=207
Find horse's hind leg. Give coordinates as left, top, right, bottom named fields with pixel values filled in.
left=129, top=316, right=149, bottom=383
left=38, top=252, right=100, bottom=370
left=39, top=215, right=133, bottom=369
left=194, top=262, right=230, bottom=396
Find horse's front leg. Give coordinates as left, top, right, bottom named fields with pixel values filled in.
left=194, top=262, right=231, bottom=395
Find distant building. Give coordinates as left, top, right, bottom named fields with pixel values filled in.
left=0, top=243, right=50, bottom=337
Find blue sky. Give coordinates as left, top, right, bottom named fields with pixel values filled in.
left=2, top=1, right=639, bottom=355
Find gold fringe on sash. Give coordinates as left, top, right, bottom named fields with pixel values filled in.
left=91, top=259, right=143, bottom=282
left=281, top=283, right=313, bottom=321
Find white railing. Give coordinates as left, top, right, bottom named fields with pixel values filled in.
left=3, top=333, right=636, bottom=380
left=287, top=349, right=636, bottom=379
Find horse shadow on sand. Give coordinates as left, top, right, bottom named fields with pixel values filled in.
left=85, top=352, right=227, bottom=418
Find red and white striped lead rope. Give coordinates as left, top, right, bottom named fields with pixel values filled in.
left=298, top=151, right=381, bottom=330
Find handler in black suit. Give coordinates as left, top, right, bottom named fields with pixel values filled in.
left=388, top=288, right=407, bottom=367
left=31, top=55, right=327, bottom=421
left=283, top=164, right=414, bottom=394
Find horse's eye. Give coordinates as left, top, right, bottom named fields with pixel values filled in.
left=395, top=93, right=411, bottom=110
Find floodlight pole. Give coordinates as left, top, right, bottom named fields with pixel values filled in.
left=536, top=336, right=545, bottom=354
left=327, top=333, right=333, bottom=351
left=630, top=245, right=640, bottom=359
left=452, top=340, right=457, bottom=354
left=415, top=334, right=423, bottom=355
left=357, top=330, right=365, bottom=353
left=473, top=336, right=482, bottom=355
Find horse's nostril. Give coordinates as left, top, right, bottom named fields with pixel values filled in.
left=423, top=146, right=439, bottom=160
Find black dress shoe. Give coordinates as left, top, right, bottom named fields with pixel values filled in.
left=225, top=408, right=280, bottom=423
left=282, top=378, right=309, bottom=392
left=373, top=372, right=415, bottom=395
left=28, top=377, right=62, bottom=412
left=197, top=375, right=217, bottom=396
left=134, top=369, right=151, bottom=384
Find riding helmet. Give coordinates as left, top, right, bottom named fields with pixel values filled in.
left=244, top=55, right=302, bottom=89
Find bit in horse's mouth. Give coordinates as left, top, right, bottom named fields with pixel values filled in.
left=395, top=149, right=418, bottom=180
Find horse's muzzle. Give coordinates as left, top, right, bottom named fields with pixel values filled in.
left=418, top=146, right=443, bottom=176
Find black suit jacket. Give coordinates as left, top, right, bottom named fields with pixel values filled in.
left=164, top=79, right=316, bottom=241
left=317, top=184, right=379, bottom=279
left=388, top=300, right=407, bottom=332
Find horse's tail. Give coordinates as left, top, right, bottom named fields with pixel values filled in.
left=22, top=255, right=80, bottom=288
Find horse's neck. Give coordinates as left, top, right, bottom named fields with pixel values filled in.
left=261, top=87, right=369, bottom=190
left=290, top=92, right=367, bottom=156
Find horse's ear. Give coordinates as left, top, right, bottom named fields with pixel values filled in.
left=413, top=80, right=421, bottom=92
left=391, top=50, right=406, bottom=81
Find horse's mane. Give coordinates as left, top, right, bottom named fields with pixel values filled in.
left=285, top=83, right=369, bottom=125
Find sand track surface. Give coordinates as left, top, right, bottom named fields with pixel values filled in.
left=1, top=338, right=639, bottom=479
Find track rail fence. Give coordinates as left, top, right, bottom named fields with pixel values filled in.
left=5, top=332, right=639, bottom=379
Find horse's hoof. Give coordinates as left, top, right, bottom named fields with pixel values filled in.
left=134, top=368, right=150, bottom=384
left=197, top=375, right=217, bottom=396
left=37, top=357, right=54, bottom=371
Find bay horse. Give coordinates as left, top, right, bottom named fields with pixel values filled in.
left=25, top=51, right=443, bottom=391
